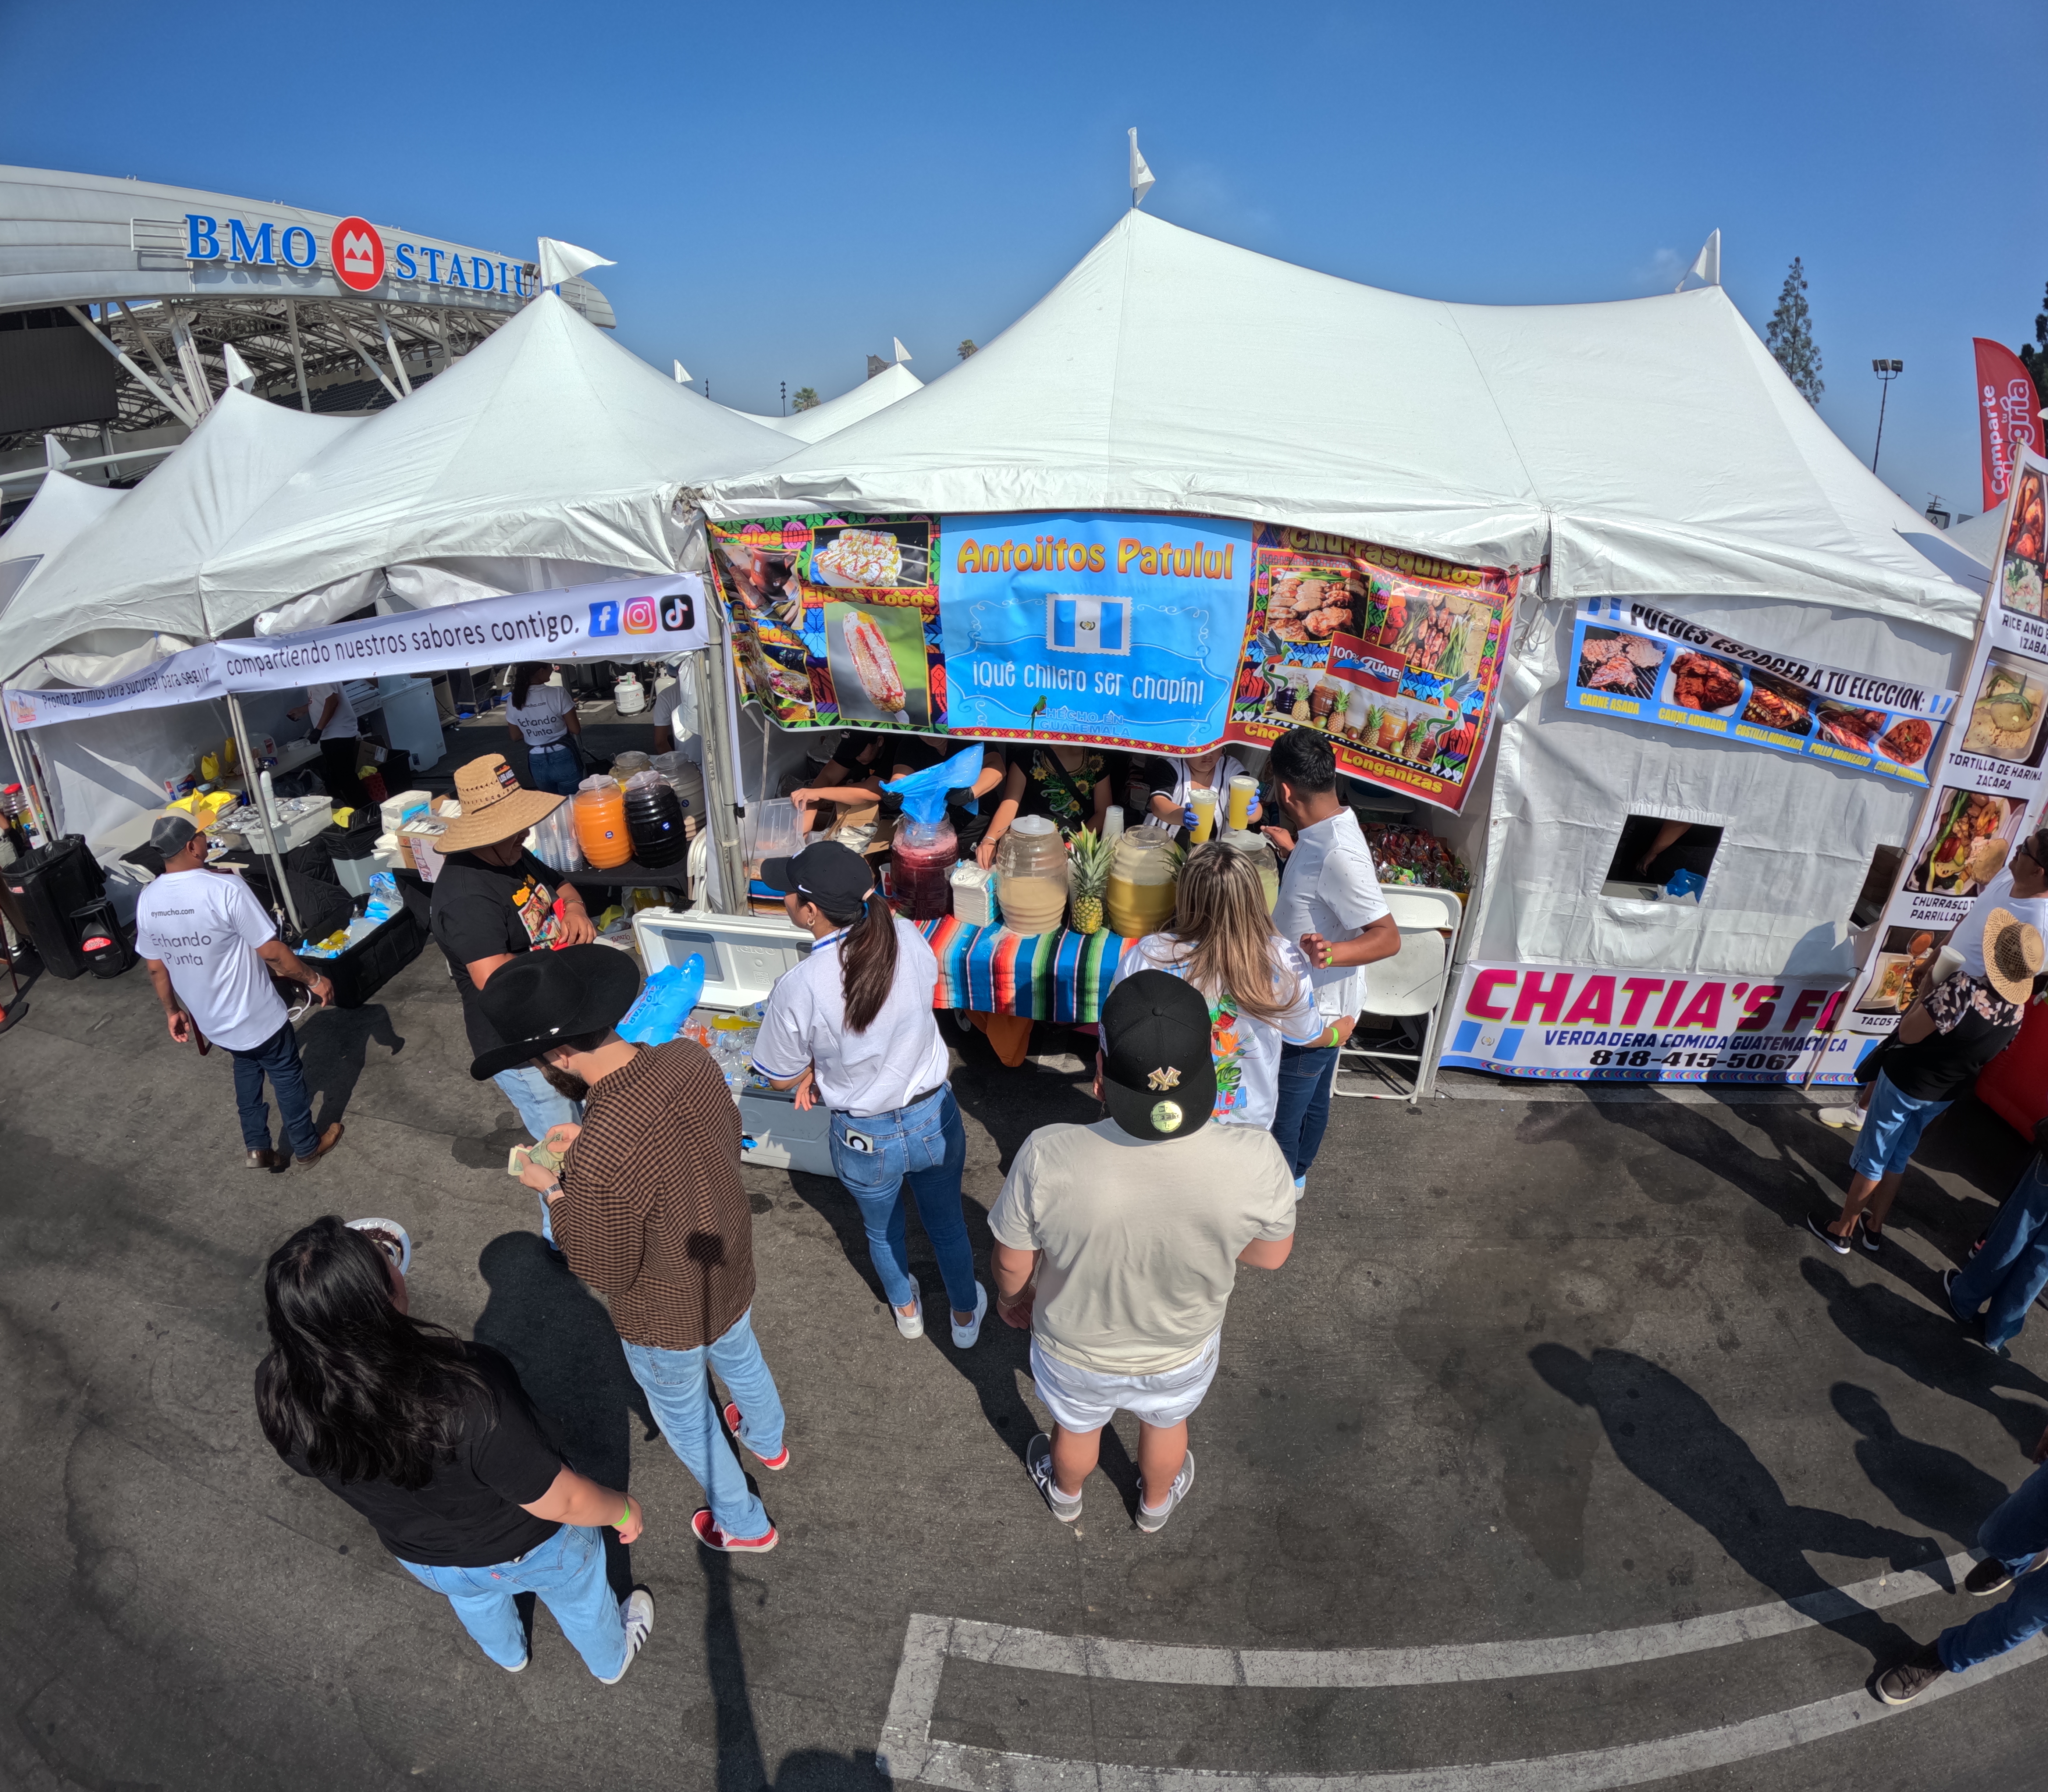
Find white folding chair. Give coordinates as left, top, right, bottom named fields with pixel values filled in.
left=1332, top=887, right=1462, bottom=1107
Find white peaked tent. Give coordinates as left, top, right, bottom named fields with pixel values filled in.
left=0, top=468, right=126, bottom=621
left=200, top=292, right=796, bottom=629
left=701, top=210, right=1987, bottom=986
left=725, top=361, right=925, bottom=447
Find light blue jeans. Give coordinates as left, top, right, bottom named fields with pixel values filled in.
left=399, top=1522, right=623, bottom=1678
left=493, top=1064, right=583, bottom=1241
left=828, top=1085, right=977, bottom=1314
left=622, top=1306, right=783, bottom=1539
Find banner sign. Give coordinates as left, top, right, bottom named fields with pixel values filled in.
left=1221, top=526, right=1521, bottom=813
left=709, top=512, right=1253, bottom=750
left=3, top=573, right=708, bottom=730
left=1843, top=449, right=2048, bottom=1033
left=1974, top=338, right=2041, bottom=517
left=1563, top=597, right=1956, bottom=784
left=1439, top=959, right=1875, bottom=1085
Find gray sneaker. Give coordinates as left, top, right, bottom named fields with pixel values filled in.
left=1135, top=1449, right=1196, bottom=1533
left=1026, top=1433, right=1082, bottom=1523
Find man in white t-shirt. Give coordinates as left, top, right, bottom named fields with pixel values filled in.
left=991, top=970, right=1298, bottom=1533
left=1262, top=728, right=1400, bottom=1190
left=290, top=681, right=365, bottom=810
left=135, top=814, right=343, bottom=1170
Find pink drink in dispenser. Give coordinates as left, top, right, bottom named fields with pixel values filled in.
left=882, top=742, right=987, bottom=922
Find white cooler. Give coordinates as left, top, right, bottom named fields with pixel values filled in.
left=631, top=907, right=834, bottom=1176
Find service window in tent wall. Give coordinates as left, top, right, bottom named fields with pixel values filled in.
left=1601, top=815, right=1725, bottom=903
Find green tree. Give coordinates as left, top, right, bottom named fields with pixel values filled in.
left=790, top=387, right=819, bottom=412
left=2017, top=282, right=2048, bottom=416
left=1765, top=257, right=1823, bottom=405
left=957, top=339, right=978, bottom=360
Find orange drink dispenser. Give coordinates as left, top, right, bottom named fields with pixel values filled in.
left=573, top=777, right=633, bottom=870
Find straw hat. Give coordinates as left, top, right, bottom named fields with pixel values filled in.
left=435, top=753, right=565, bottom=852
left=1982, top=907, right=2044, bottom=1005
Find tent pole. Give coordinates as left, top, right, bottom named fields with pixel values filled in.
left=225, top=694, right=302, bottom=939
left=693, top=625, right=745, bottom=917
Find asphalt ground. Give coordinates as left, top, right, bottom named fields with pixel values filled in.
left=4, top=729, right=2045, bottom=1788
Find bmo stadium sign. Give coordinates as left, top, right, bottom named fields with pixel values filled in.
left=182, top=210, right=532, bottom=299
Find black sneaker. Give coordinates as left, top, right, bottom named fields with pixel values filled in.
left=1965, top=1556, right=2023, bottom=1597
left=1856, top=1220, right=1883, bottom=1256
left=1875, top=1643, right=1948, bottom=1705
left=1806, top=1212, right=1852, bottom=1255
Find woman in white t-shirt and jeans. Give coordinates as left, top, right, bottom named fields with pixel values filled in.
left=505, top=664, right=583, bottom=797
left=750, top=842, right=987, bottom=1347
left=1111, top=842, right=1330, bottom=1131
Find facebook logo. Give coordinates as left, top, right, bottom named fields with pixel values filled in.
left=588, top=601, right=620, bottom=636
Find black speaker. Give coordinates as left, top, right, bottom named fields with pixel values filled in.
left=3, top=835, right=105, bottom=980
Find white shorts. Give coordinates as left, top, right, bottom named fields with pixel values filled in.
left=1028, top=1331, right=1221, bottom=1432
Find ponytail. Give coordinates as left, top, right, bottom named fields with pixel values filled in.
left=511, top=662, right=545, bottom=709
left=839, top=891, right=899, bottom=1034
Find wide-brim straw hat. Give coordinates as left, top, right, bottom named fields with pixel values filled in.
left=1983, top=907, right=2044, bottom=1005
left=435, top=753, right=565, bottom=852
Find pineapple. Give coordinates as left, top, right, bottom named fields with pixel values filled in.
left=1067, top=829, right=1113, bottom=935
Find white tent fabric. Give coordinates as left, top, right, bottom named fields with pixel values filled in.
left=700, top=211, right=1978, bottom=637
left=725, top=362, right=925, bottom=446
left=201, top=293, right=794, bottom=627
left=0, top=389, right=360, bottom=681
left=0, top=469, right=126, bottom=621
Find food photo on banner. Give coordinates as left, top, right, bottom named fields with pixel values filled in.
left=1221, top=526, right=1519, bottom=813
left=1564, top=598, right=1954, bottom=783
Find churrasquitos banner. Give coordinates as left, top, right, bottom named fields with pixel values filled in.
left=1564, top=598, right=1957, bottom=784
left=1221, top=526, right=1520, bottom=813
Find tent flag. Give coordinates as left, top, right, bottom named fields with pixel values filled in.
left=43, top=435, right=70, bottom=469
left=1128, top=128, right=1155, bottom=208
left=221, top=342, right=256, bottom=392
left=2, top=572, right=709, bottom=730
left=1674, top=230, right=1720, bottom=292
left=537, top=237, right=615, bottom=288
left=892, top=338, right=912, bottom=365
left=674, top=360, right=691, bottom=383
left=1973, top=337, right=2040, bottom=515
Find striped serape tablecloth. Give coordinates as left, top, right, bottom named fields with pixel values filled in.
left=917, top=917, right=1135, bottom=1024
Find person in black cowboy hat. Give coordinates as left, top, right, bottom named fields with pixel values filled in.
left=484, top=946, right=790, bottom=1555
left=989, top=969, right=1299, bottom=1532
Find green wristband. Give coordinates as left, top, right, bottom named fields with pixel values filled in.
left=616, top=1500, right=632, bottom=1528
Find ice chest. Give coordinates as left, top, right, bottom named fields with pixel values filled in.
left=323, top=906, right=427, bottom=1009
left=631, top=907, right=834, bottom=1175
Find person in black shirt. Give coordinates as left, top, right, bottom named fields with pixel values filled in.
left=787, top=730, right=940, bottom=841
left=256, top=1216, right=654, bottom=1682
left=428, top=755, right=597, bottom=1193
left=975, top=744, right=1112, bottom=867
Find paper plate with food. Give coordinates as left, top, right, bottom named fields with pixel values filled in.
left=1663, top=650, right=1746, bottom=716
left=1856, top=951, right=1915, bottom=1014
left=1962, top=655, right=2048, bottom=763
left=1876, top=714, right=1937, bottom=768
left=1740, top=671, right=1814, bottom=737
left=1910, top=789, right=2022, bottom=896
left=1576, top=628, right=1664, bottom=698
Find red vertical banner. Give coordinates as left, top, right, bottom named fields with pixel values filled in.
left=1974, top=337, right=2041, bottom=515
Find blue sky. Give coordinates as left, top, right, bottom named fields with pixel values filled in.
left=4, top=0, right=2040, bottom=523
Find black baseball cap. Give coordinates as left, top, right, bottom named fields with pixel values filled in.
left=1099, top=969, right=1216, bottom=1142
left=758, top=840, right=875, bottom=922
left=470, top=944, right=643, bottom=1080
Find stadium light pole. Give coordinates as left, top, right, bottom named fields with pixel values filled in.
left=1871, top=359, right=1903, bottom=473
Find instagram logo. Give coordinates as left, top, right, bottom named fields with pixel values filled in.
left=622, top=596, right=658, bottom=634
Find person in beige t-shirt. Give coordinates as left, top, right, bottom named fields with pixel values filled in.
left=991, top=970, right=1297, bottom=1533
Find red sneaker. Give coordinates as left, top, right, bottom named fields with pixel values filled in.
left=721, top=1401, right=789, bottom=1471
left=692, top=1507, right=778, bottom=1553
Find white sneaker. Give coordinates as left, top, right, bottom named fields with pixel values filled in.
left=1292, top=1176, right=1306, bottom=1199
left=1818, top=1106, right=1865, bottom=1131
left=950, top=1282, right=988, bottom=1348
left=893, top=1290, right=925, bottom=1339
left=598, top=1589, right=655, bottom=1685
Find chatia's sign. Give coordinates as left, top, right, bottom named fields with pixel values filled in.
left=183, top=211, right=534, bottom=299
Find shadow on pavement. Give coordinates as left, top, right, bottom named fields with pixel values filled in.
left=1831, top=1382, right=2012, bottom=1545
left=1531, top=1344, right=1940, bottom=1661
left=473, top=1231, right=655, bottom=1598
left=296, top=1002, right=404, bottom=1128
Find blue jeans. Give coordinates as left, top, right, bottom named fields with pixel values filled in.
left=828, top=1085, right=977, bottom=1314
left=1952, top=1156, right=2048, bottom=1348
left=231, top=1019, right=320, bottom=1158
left=1939, top=1461, right=2048, bottom=1672
left=399, top=1522, right=624, bottom=1678
left=493, top=1064, right=583, bottom=1241
left=1850, top=1071, right=1951, bottom=1180
left=526, top=741, right=582, bottom=797
left=1271, top=1041, right=1338, bottom=1179
left=622, top=1306, right=783, bottom=1539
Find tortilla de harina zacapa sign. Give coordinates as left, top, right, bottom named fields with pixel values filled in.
left=1565, top=598, right=1956, bottom=783
left=1223, top=527, right=1521, bottom=814
left=1438, top=960, right=1877, bottom=1086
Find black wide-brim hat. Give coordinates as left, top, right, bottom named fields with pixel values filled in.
left=1099, top=968, right=1216, bottom=1141
left=469, top=944, right=644, bottom=1081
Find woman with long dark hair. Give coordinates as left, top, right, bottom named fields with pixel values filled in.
left=751, top=841, right=985, bottom=1346
left=256, top=1215, right=655, bottom=1682
left=505, top=662, right=582, bottom=796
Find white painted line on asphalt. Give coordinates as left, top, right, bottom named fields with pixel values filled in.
left=878, top=1613, right=2043, bottom=1790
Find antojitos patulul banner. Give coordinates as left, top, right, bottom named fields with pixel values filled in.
left=708, top=512, right=1519, bottom=806
left=1563, top=597, right=1957, bottom=785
